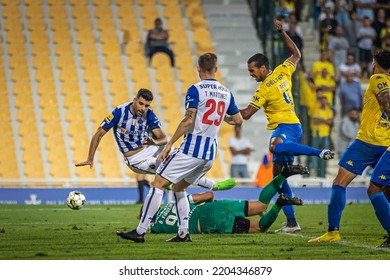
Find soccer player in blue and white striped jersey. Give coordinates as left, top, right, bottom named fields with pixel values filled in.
left=116, top=53, right=243, bottom=243
left=75, top=89, right=235, bottom=193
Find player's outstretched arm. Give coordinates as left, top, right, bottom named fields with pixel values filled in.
left=75, top=127, right=107, bottom=168
left=275, top=20, right=301, bottom=66
left=191, top=192, right=214, bottom=204
left=240, top=104, right=259, bottom=120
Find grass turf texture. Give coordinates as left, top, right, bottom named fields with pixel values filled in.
left=1, top=203, right=389, bottom=260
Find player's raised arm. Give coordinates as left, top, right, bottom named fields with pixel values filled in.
left=75, top=127, right=107, bottom=168
left=275, top=19, right=301, bottom=65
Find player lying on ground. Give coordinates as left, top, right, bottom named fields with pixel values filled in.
left=125, top=164, right=308, bottom=236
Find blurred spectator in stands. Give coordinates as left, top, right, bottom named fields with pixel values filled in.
left=354, top=0, right=377, bottom=22
left=383, top=35, right=390, bottom=49
left=145, top=18, right=175, bottom=67
left=283, top=12, right=303, bottom=37
left=315, top=68, right=337, bottom=105
left=319, top=2, right=339, bottom=50
left=337, top=108, right=360, bottom=158
left=312, top=49, right=335, bottom=80
left=338, top=52, right=362, bottom=82
left=357, top=16, right=377, bottom=78
left=254, top=152, right=273, bottom=188
left=338, top=71, right=363, bottom=115
left=371, top=8, right=386, bottom=52
left=334, top=0, right=353, bottom=29
left=343, top=10, right=362, bottom=59
left=379, top=17, right=390, bottom=49
left=328, top=25, right=350, bottom=79
left=276, top=0, right=293, bottom=19
left=310, top=91, right=334, bottom=177
left=376, top=0, right=390, bottom=18
left=286, top=20, right=305, bottom=71
left=229, top=125, right=253, bottom=179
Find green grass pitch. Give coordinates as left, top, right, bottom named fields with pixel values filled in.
left=0, top=203, right=389, bottom=260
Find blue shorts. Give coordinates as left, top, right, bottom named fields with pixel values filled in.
left=371, top=149, right=390, bottom=187
left=271, top=123, right=303, bottom=165
left=339, top=139, right=387, bottom=175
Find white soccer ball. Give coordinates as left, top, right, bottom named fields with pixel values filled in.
left=66, top=191, right=86, bottom=210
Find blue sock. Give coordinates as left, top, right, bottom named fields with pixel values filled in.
left=274, top=142, right=322, bottom=157
left=370, top=192, right=390, bottom=235
left=328, top=185, right=346, bottom=231
left=279, top=180, right=297, bottom=225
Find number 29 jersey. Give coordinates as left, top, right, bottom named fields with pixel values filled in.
left=250, top=60, right=301, bottom=130
left=178, top=78, right=239, bottom=160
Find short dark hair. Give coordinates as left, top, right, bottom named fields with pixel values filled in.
left=136, top=88, right=153, bottom=101
left=198, top=52, right=217, bottom=73
left=247, top=53, right=270, bottom=69
left=374, top=49, right=390, bottom=70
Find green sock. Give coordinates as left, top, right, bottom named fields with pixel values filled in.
left=258, top=174, right=285, bottom=204
left=259, top=204, right=282, bottom=232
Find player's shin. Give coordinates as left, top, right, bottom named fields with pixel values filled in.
left=259, top=204, right=281, bottom=232
left=174, top=191, right=190, bottom=237
left=327, top=185, right=346, bottom=231
left=137, top=187, right=164, bottom=234
left=370, top=192, right=390, bottom=234
left=258, top=174, right=285, bottom=203
left=274, top=142, right=321, bottom=156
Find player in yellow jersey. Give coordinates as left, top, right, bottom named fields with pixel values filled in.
left=240, top=20, right=335, bottom=233
left=309, top=49, right=390, bottom=246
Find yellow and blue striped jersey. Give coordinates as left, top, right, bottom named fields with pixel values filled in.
left=356, top=74, right=390, bottom=146
left=250, top=61, right=300, bottom=130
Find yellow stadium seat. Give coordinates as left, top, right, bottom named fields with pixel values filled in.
left=18, top=120, right=38, bottom=137
left=84, top=80, right=105, bottom=96
left=71, top=4, right=89, bottom=19
left=63, top=93, right=82, bottom=108
left=68, top=123, right=88, bottom=140
left=41, top=106, right=61, bottom=123
left=43, top=121, right=63, bottom=138
left=14, top=94, right=34, bottom=109
left=150, top=52, right=172, bottom=69
left=24, top=160, right=45, bottom=179
left=20, top=133, right=40, bottom=151
left=49, top=161, right=71, bottom=179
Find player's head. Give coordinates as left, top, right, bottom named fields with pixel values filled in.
left=372, top=49, right=390, bottom=74
left=197, top=52, right=218, bottom=77
left=132, top=88, right=153, bottom=116
left=154, top=18, right=163, bottom=29
left=247, top=53, right=270, bottom=82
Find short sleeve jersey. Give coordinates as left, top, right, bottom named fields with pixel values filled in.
left=250, top=61, right=300, bottom=130
left=178, top=79, right=239, bottom=160
left=100, top=102, right=161, bottom=153
left=356, top=74, right=390, bottom=146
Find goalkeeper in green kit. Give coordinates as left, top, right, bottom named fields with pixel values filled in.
left=146, top=164, right=308, bottom=235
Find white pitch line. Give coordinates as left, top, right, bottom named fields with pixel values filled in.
left=280, top=232, right=390, bottom=252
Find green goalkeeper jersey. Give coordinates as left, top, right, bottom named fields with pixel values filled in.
left=150, top=197, right=200, bottom=234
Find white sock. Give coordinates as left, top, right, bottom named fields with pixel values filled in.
left=174, top=191, right=190, bottom=237
left=137, top=187, right=164, bottom=234
left=196, top=177, right=215, bottom=190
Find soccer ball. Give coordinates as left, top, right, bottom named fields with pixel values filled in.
left=66, top=191, right=86, bottom=210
